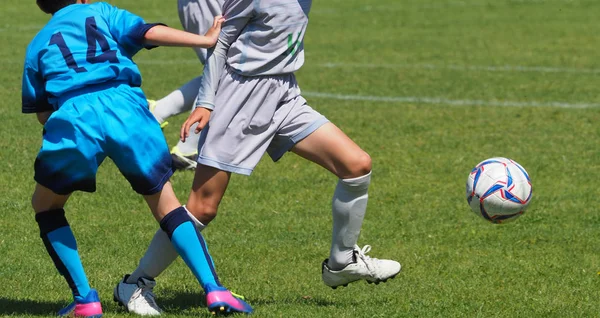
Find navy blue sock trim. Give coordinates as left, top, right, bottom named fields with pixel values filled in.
left=35, top=209, right=79, bottom=297
left=197, top=232, right=222, bottom=287
left=35, top=208, right=68, bottom=236
left=159, top=206, right=190, bottom=239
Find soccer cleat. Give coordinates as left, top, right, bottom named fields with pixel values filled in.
left=58, top=289, right=103, bottom=318
left=113, top=274, right=162, bottom=316
left=170, top=146, right=198, bottom=171
left=321, top=245, right=401, bottom=289
left=205, top=285, right=253, bottom=315
left=147, top=99, right=168, bottom=129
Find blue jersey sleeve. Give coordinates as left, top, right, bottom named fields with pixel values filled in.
left=96, top=2, right=164, bottom=56
left=21, top=60, right=53, bottom=114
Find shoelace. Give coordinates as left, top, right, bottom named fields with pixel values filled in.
left=231, top=291, right=246, bottom=300
left=355, top=245, right=376, bottom=273
left=132, top=283, right=160, bottom=309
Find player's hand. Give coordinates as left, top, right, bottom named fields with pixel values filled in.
left=181, top=107, right=212, bottom=142
left=205, top=15, right=224, bottom=47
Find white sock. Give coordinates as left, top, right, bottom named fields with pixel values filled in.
left=176, top=124, right=201, bottom=155
left=328, top=172, right=371, bottom=270
left=127, top=208, right=206, bottom=283
left=152, top=76, right=203, bottom=123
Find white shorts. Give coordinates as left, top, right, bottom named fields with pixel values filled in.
left=196, top=66, right=329, bottom=175
left=177, top=0, right=224, bottom=63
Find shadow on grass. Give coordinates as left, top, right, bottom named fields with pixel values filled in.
left=158, top=289, right=339, bottom=312
left=0, top=297, right=65, bottom=316
left=159, top=290, right=207, bottom=312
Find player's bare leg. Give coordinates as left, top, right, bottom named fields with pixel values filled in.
left=32, top=184, right=103, bottom=317
left=186, top=164, right=231, bottom=225
left=140, top=181, right=251, bottom=315
left=117, top=169, right=230, bottom=315
left=116, top=179, right=250, bottom=315
left=292, top=123, right=401, bottom=288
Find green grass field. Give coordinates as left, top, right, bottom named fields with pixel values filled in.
left=1, top=0, right=599, bottom=317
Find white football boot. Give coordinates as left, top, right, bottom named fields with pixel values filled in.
left=170, top=145, right=198, bottom=171
left=114, top=275, right=163, bottom=316
left=322, top=245, right=401, bottom=289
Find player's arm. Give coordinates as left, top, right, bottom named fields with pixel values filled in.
left=143, top=16, right=223, bottom=48
left=180, top=0, right=254, bottom=141
left=22, top=59, right=54, bottom=125
left=103, top=3, right=221, bottom=55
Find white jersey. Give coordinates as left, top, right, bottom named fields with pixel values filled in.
left=178, top=0, right=224, bottom=64
left=222, top=0, right=311, bottom=75
left=196, top=0, right=312, bottom=109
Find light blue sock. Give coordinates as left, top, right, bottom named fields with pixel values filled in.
left=36, top=209, right=91, bottom=302
left=159, top=206, right=222, bottom=290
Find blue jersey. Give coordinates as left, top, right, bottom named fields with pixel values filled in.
left=22, top=2, right=159, bottom=113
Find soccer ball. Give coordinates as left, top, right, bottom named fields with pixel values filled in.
left=466, top=157, right=532, bottom=223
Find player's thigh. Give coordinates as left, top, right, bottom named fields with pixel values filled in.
left=35, top=104, right=106, bottom=195
left=186, top=165, right=231, bottom=224
left=143, top=181, right=182, bottom=222
left=292, top=122, right=372, bottom=179
left=104, top=88, right=174, bottom=196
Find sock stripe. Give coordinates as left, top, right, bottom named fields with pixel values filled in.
left=195, top=229, right=222, bottom=287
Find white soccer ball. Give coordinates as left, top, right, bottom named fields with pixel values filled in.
left=466, top=157, right=532, bottom=223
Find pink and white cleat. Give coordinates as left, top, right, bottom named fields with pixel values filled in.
left=205, top=285, right=253, bottom=315
left=58, top=289, right=103, bottom=317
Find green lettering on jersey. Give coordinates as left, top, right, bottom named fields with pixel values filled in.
left=287, top=32, right=302, bottom=55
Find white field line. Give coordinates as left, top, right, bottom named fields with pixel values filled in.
left=2, top=53, right=598, bottom=75
left=130, top=59, right=600, bottom=75
left=302, top=92, right=600, bottom=109
left=2, top=54, right=597, bottom=108
left=317, top=62, right=600, bottom=75
left=0, top=25, right=43, bottom=32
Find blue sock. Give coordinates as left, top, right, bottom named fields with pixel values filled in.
left=35, top=209, right=91, bottom=302
left=160, top=206, right=223, bottom=291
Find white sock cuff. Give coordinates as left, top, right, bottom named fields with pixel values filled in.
left=339, top=171, right=371, bottom=191
left=183, top=205, right=206, bottom=231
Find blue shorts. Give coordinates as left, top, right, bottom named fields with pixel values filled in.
left=34, top=84, right=174, bottom=195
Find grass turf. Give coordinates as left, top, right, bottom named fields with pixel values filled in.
left=0, top=0, right=598, bottom=317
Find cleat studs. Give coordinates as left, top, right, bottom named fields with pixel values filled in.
left=220, top=306, right=225, bottom=311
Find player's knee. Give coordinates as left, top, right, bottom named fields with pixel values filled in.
left=346, top=151, right=372, bottom=178
left=31, top=191, right=59, bottom=213
left=186, top=199, right=219, bottom=225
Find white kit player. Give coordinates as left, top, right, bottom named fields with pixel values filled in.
left=149, top=0, right=224, bottom=170
left=115, top=0, right=402, bottom=315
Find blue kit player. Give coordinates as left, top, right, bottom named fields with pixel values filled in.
left=22, top=0, right=252, bottom=316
